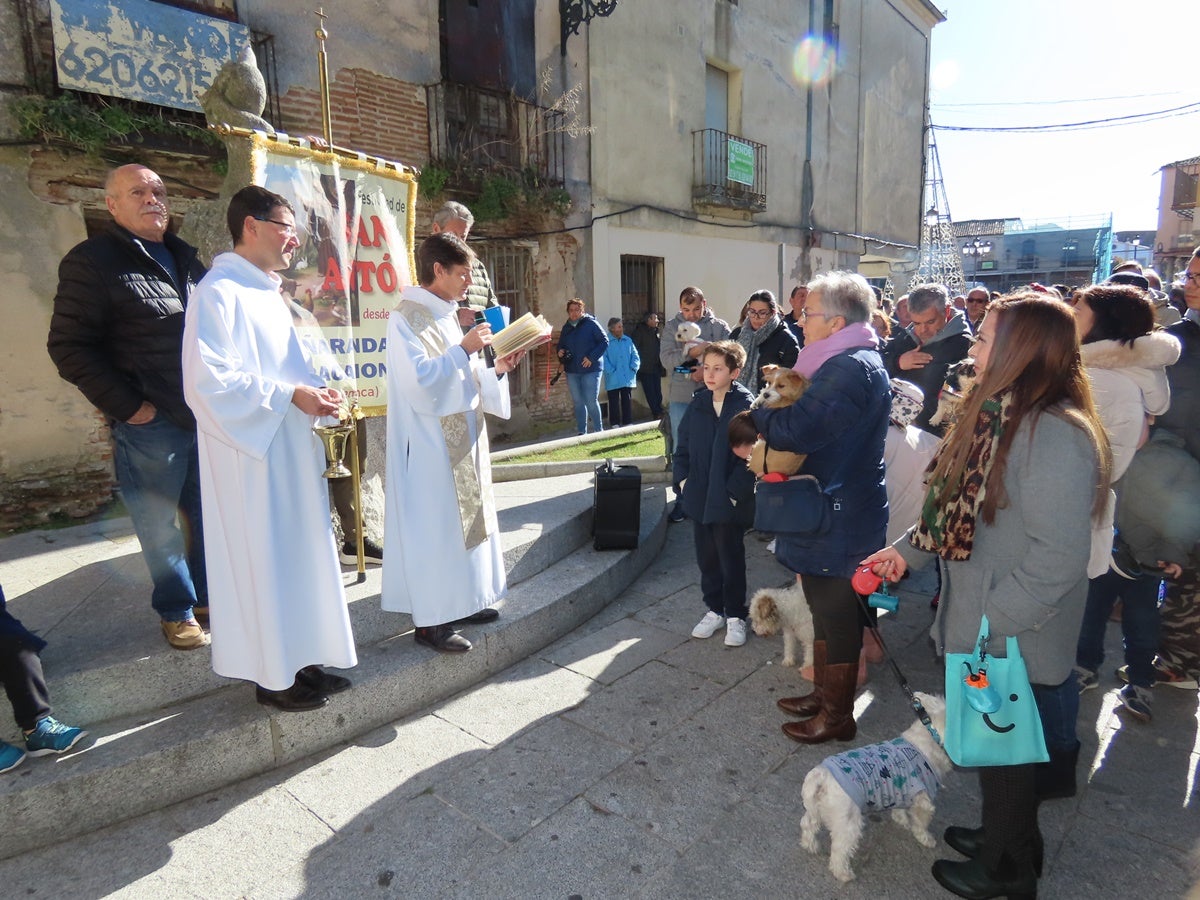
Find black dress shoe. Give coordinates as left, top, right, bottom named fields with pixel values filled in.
left=296, top=665, right=353, bottom=695
left=944, top=826, right=1044, bottom=877
left=454, top=608, right=500, bottom=625
left=414, top=624, right=472, bottom=652
left=255, top=681, right=329, bottom=712
left=931, top=857, right=1037, bottom=900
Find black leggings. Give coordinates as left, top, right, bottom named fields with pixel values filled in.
left=799, top=573, right=863, bottom=665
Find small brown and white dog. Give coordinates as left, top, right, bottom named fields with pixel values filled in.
left=748, top=581, right=815, bottom=672
left=747, top=365, right=809, bottom=476
left=800, top=693, right=950, bottom=883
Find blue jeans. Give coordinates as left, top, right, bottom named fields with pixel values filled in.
left=1075, top=569, right=1161, bottom=688
left=1032, top=675, right=1079, bottom=754
left=566, top=371, right=603, bottom=434
left=638, top=373, right=663, bottom=419
left=111, top=416, right=207, bottom=621
left=669, top=400, right=690, bottom=451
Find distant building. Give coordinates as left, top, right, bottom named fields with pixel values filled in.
left=951, top=216, right=1114, bottom=293
left=1154, top=156, right=1199, bottom=282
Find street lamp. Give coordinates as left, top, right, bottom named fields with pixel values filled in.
left=1129, top=236, right=1142, bottom=266
left=962, top=238, right=992, bottom=287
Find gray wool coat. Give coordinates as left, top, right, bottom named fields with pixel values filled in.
left=894, top=412, right=1098, bottom=686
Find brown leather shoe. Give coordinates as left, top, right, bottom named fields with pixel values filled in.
left=161, top=618, right=210, bottom=650
left=782, top=662, right=858, bottom=744
left=778, top=640, right=825, bottom=717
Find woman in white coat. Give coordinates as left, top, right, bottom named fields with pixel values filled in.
left=1073, top=284, right=1181, bottom=727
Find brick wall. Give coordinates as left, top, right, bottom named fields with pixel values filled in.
left=279, top=68, right=429, bottom=168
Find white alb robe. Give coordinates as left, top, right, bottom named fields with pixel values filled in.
left=182, top=252, right=357, bottom=690
left=382, top=285, right=511, bottom=626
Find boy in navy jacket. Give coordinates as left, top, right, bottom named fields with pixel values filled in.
left=673, top=341, right=757, bottom=647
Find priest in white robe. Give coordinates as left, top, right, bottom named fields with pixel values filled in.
left=182, top=185, right=357, bottom=711
left=382, top=232, right=526, bottom=652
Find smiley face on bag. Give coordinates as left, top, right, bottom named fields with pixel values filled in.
left=961, top=662, right=1025, bottom=733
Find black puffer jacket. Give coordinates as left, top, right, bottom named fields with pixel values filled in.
left=48, top=225, right=206, bottom=429
left=1155, top=316, right=1200, bottom=462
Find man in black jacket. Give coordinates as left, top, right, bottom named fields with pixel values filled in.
left=48, top=164, right=210, bottom=650
left=882, top=283, right=973, bottom=435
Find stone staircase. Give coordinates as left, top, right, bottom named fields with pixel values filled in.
left=0, top=472, right=666, bottom=860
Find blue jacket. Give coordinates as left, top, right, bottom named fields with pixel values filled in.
left=602, top=334, right=640, bottom=390
left=752, top=347, right=891, bottom=577
left=557, top=314, right=608, bottom=375
left=0, top=584, right=46, bottom=652
left=674, top=382, right=757, bottom=526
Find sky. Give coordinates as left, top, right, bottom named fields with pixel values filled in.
left=929, top=0, right=1198, bottom=234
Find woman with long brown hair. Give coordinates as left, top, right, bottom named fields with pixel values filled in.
left=863, top=293, right=1111, bottom=900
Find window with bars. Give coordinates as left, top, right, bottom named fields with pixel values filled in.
left=474, top=241, right=536, bottom=394
left=619, top=255, right=664, bottom=323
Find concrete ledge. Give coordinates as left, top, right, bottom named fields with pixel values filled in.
left=491, top=420, right=660, bottom=462
left=0, top=485, right=667, bottom=861
left=493, top=455, right=671, bottom=483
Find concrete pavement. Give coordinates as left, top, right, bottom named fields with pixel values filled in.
left=0, top=520, right=1195, bottom=898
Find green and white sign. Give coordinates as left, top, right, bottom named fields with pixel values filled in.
left=727, top=138, right=755, bottom=185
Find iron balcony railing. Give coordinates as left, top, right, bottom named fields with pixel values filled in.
left=692, top=128, right=766, bottom=212
left=427, top=81, right=565, bottom=186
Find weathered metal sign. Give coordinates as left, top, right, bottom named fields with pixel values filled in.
left=49, top=0, right=251, bottom=112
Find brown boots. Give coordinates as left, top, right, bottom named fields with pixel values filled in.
left=776, top=638, right=859, bottom=744
left=777, top=641, right=826, bottom=717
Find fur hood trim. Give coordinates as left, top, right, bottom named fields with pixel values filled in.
left=1081, top=331, right=1181, bottom=371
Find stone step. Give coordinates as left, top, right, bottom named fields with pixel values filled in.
left=0, top=482, right=667, bottom=861
left=6, top=473, right=598, bottom=727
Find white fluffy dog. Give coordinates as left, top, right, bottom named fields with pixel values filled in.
left=800, top=692, right=950, bottom=883
left=748, top=582, right=815, bottom=671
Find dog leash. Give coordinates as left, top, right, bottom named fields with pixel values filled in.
left=850, top=566, right=944, bottom=748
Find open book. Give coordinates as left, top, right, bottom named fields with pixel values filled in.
left=490, top=311, right=553, bottom=359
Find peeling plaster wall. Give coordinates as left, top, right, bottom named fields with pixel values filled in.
left=0, top=147, right=113, bottom=528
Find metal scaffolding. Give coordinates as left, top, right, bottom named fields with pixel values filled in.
left=911, top=127, right=967, bottom=296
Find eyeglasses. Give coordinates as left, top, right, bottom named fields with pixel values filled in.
left=255, top=217, right=298, bottom=236
left=798, top=309, right=829, bottom=321
left=1183, top=271, right=1200, bottom=285
left=745, top=308, right=772, bottom=319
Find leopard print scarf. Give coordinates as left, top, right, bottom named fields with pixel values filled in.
left=909, top=390, right=1015, bottom=561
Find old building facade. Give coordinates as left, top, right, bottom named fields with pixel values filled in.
left=0, top=0, right=941, bottom=529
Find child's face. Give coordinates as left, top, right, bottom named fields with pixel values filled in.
left=702, top=353, right=739, bottom=392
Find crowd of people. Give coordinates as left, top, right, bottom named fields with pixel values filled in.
left=661, top=258, right=1199, bottom=899
left=4, top=160, right=1197, bottom=898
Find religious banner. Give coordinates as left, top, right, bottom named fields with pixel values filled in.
left=49, top=0, right=252, bottom=113
left=250, top=134, right=418, bottom=415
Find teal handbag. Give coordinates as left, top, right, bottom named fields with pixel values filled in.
left=943, top=615, right=1049, bottom=767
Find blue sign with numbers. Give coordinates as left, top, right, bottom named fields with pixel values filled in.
left=49, top=0, right=251, bottom=113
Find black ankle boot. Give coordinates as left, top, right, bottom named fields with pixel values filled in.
left=943, top=826, right=1044, bottom=878
left=1034, top=743, right=1079, bottom=801
left=932, top=856, right=1037, bottom=900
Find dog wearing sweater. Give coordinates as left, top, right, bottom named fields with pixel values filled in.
left=800, top=693, right=950, bottom=883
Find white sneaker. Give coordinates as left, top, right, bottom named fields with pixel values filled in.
left=691, top=611, right=726, bottom=639
left=724, top=617, right=747, bottom=647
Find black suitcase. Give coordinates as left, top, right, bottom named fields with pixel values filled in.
left=592, top=459, right=641, bottom=550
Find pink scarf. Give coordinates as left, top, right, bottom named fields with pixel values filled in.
left=792, top=321, right=879, bottom=379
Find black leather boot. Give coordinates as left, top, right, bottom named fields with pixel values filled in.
left=943, top=826, right=1043, bottom=877
left=931, top=855, right=1037, bottom=900
left=1034, top=743, right=1079, bottom=801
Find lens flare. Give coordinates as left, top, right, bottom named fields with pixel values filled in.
left=792, top=34, right=837, bottom=86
